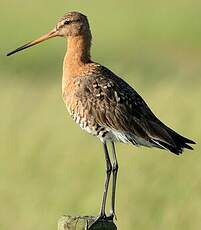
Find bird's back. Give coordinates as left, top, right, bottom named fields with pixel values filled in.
left=63, top=63, right=195, bottom=155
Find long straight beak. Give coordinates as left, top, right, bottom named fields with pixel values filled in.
left=7, top=28, right=59, bottom=56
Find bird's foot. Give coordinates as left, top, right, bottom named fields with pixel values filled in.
left=88, top=213, right=113, bottom=229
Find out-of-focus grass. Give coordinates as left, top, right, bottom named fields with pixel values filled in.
left=0, top=0, right=201, bottom=230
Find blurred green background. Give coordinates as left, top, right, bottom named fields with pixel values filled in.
left=0, top=0, right=201, bottom=229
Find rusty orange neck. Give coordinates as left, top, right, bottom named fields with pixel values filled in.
left=63, top=35, right=91, bottom=77
left=62, top=34, right=92, bottom=95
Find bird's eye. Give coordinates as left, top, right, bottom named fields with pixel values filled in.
left=64, top=20, right=71, bottom=25
left=64, top=19, right=81, bottom=25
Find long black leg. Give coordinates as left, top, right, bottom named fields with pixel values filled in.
left=99, top=142, right=112, bottom=217
left=110, top=141, right=119, bottom=219
left=88, top=142, right=112, bottom=229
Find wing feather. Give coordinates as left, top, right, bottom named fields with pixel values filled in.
left=73, top=65, right=195, bottom=153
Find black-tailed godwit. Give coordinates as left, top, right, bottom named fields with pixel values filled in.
left=7, top=11, right=195, bottom=226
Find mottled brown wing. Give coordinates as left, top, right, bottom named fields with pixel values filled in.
left=75, top=66, right=175, bottom=146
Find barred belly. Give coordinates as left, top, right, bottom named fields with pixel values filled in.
left=70, top=112, right=109, bottom=140
left=70, top=112, right=131, bottom=144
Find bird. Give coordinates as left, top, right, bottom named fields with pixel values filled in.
left=7, top=11, right=195, bottom=226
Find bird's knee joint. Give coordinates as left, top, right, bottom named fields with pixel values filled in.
left=106, top=164, right=112, bottom=174
left=106, top=169, right=112, bottom=175
left=112, top=163, right=119, bottom=172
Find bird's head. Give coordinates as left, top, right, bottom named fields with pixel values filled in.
left=7, top=11, right=91, bottom=56
left=56, top=11, right=90, bottom=37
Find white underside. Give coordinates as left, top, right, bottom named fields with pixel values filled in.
left=100, top=128, right=154, bottom=147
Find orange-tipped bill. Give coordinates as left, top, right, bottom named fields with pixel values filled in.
left=7, top=28, right=59, bottom=56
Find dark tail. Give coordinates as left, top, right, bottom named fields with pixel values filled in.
left=153, top=125, right=196, bottom=155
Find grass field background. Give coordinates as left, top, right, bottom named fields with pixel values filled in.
left=0, top=1, right=201, bottom=230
